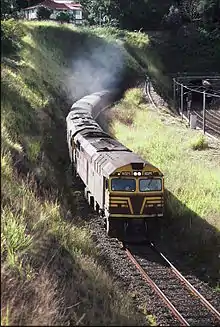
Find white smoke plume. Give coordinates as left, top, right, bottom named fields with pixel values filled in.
left=64, top=39, right=126, bottom=100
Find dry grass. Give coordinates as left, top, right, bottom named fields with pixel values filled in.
left=1, top=266, right=61, bottom=326
left=109, top=88, right=220, bottom=287
left=1, top=21, right=150, bottom=326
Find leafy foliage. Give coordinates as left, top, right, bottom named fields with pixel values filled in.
left=1, top=0, right=17, bottom=19
left=37, top=6, right=52, bottom=20
left=190, top=135, right=209, bottom=150
left=56, top=11, right=70, bottom=23
left=1, top=19, right=24, bottom=56
left=1, top=0, right=219, bottom=34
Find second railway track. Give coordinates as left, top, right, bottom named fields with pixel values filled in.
left=92, top=85, right=220, bottom=325
left=144, top=76, right=220, bottom=139
left=123, top=242, right=220, bottom=326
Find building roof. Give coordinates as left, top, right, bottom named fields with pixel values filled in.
left=23, top=0, right=82, bottom=11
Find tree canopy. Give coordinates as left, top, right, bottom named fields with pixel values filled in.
left=1, top=0, right=219, bottom=31
left=80, top=0, right=219, bottom=30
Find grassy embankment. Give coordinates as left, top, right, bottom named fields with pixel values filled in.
left=128, top=27, right=220, bottom=101
left=106, top=88, right=220, bottom=288
left=95, top=25, right=220, bottom=103
left=1, top=20, right=154, bottom=326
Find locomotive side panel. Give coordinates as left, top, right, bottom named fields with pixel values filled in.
left=86, top=153, right=106, bottom=209
left=67, top=90, right=165, bottom=239
left=77, top=148, right=88, bottom=186
left=92, top=170, right=104, bottom=208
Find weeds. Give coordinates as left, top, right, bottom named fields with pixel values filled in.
left=1, top=21, right=149, bottom=326
left=111, top=88, right=220, bottom=286
left=191, top=135, right=209, bottom=151
left=2, top=208, right=33, bottom=270
left=1, top=302, right=10, bottom=326
left=124, top=87, right=144, bottom=106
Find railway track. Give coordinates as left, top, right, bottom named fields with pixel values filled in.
left=123, top=242, right=220, bottom=326
left=144, top=76, right=220, bottom=139
left=192, top=109, right=220, bottom=138
left=92, top=87, right=220, bottom=325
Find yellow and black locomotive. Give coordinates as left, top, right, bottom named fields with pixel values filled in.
left=66, top=90, right=164, bottom=238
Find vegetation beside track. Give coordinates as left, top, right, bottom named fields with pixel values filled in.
left=1, top=20, right=151, bottom=326
left=109, top=88, right=220, bottom=287
left=2, top=18, right=220, bottom=325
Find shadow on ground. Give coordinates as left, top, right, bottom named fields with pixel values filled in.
left=97, top=107, right=220, bottom=288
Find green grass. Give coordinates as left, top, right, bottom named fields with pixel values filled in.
left=109, top=88, right=220, bottom=286
left=1, top=20, right=151, bottom=326
left=2, top=18, right=219, bottom=324
left=190, top=135, right=209, bottom=151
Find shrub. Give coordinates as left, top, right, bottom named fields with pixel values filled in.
left=124, top=88, right=144, bottom=106
left=56, top=11, right=70, bottom=24
left=37, top=6, right=52, bottom=20
left=191, top=135, right=209, bottom=151
left=1, top=19, right=24, bottom=56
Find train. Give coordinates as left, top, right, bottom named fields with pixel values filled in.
left=66, top=90, right=164, bottom=239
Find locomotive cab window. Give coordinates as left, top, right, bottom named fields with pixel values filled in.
left=139, top=178, right=162, bottom=192
left=111, top=178, right=136, bottom=192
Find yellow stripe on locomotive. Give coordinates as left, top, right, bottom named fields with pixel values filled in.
left=108, top=163, right=164, bottom=218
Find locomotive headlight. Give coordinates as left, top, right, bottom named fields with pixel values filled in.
left=134, top=171, right=141, bottom=176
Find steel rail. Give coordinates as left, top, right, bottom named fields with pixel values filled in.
left=144, top=78, right=157, bottom=109
left=206, top=114, right=220, bottom=126
left=150, top=242, right=220, bottom=322
left=124, top=247, right=190, bottom=326
left=193, top=112, right=220, bottom=134
left=145, top=77, right=220, bottom=139
left=196, top=115, right=220, bottom=130
left=206, top=111, right=220, bottom=121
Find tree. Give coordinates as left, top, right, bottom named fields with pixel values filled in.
left=179, top=0, right=201, bottom=21
left=201, top=0, right=220, bottom=27
left=1, top=0, right=17, bottom=19
left=162, top=4, right=183, bottom=29
left=79, top=0, right=122, bottom=26
left=176, top=0, right=220, bottom=28
left=36, top=6, right=52, bottom=20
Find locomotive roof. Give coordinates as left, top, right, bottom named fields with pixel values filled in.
left=75, top=132, right=158, bottom=177
left=94, top=151, right=150, bottom=177
left=71, top=101, right=93, bottom=112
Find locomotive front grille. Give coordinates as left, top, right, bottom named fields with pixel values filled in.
left=109, top=195, right=163, bottom=215
left=109, top=197, right=133, bottom=214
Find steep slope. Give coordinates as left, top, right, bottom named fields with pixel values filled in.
left=1, top=20, right=148, bottom=326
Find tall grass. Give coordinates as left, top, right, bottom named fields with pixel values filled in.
left=1, top=21, right=149, bottom=325
left=113, top=102, right=220, bottom=222
left=111, top=89, right=220, bottom=286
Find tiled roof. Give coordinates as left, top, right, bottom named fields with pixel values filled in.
left=23, top=0, right=82, bottom=10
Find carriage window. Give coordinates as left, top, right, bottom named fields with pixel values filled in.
left=111, top=178, right=136, bottom=192
left=139, top=179, right=162, bottom=192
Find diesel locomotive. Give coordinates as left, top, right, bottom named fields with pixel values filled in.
left=66, top=90, right=164, bottom=238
